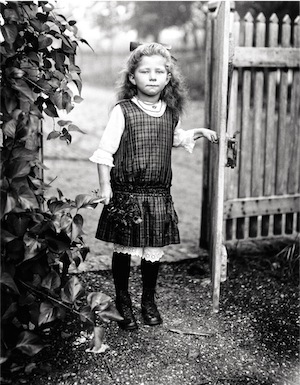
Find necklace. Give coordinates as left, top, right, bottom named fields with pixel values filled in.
left=136, top=98, right=162, bottom=112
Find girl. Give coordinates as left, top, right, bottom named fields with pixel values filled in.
left=90, top=43, right=218, bottom=331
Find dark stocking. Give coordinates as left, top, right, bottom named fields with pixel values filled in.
left=141, top=259, right=162, bottom=326
left=111, top=252, right=137, bottom=330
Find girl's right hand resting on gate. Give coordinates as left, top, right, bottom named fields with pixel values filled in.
left=193, top=128, right=219, bottom=143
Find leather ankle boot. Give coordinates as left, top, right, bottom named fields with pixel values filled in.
left=116, top=290, right=138, bottom=331
left=141, top=288, right=162, bottom=326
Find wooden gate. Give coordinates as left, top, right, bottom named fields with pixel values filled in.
left=201, top=2, right=300, bottom=311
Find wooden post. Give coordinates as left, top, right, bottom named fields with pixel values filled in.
left=210, top=1, right=230, bottom=313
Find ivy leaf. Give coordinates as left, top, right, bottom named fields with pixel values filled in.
left=71, top=213, right=83, bottom=241
left=87, top=292, right=112, bottom=312
left=44, top=99, right=59, bottom=117
left=38, top=302, right=57, bottom=326
left=3, top=87, right=18, bottom=113
left=2, top=119, right=17, bottom=138
left=10, top=146, right=37, bottom=161
left=79, top=38, right=94, bottom=52
left=68, top=124, right=85, bottom=134
left=45, top=232, right=71, bottom=254
left=1, top=24, right=18, bottom=44
left=15, top=331, right=44, bottom=356
left=11, top=79, right=35, bottom=102
left=18, top=185, right=38, bottom=209
left=98, top=306, right=124, bottom=323
left=1, top=228, right=18, bottom=243
left=47, top=131, right=60, bottom=140
left=60, top=214, right=73, bottom=234
left=75, top=194, right=99, bottom=209
left=5, top=212, right=30, bottom=237
left=1, top=193, right=17, bottom=218
left=47, top=199, right=73, bottom=214
left=6, top=67, right=26, bottom=79
left=0, top=272, right=20, bottom=295
left=50, top=91, right=63, bottom=109
left=57, top=120, right=72, bottom=126
left=1, top=302, right=18, bottom=322
left=61, top=276, right=84, bottom=304
left=73, top=95, right=83, bottom=104
left=4, top=8, right=20, bottom=23
left=55, top=33, right=73, bottom=49
left=41, top=269, right=61, bottom=291
left=5, top=159, right=31, bottom=179
left=59, top=127, right=71, bottom=144
left=30, top=19, right=43, bottom=32
left=62, top=92, right=73, bottom=113
left=73, top=79, right=82, bottom=95
left=79, top=305, right=94, bottom=324
left=2, top=302, right=18, bottom=321
left=23, top=233, right=46, bottom=262
left=70, top=248, right=83, bottom=267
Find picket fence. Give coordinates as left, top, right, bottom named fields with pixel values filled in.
left=201, top=6, right=300, bottom=246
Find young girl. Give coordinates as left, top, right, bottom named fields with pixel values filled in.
left=89, top=43, right=218, bottom=331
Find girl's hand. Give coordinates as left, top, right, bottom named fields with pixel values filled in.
left=200, top=128, right=218, bottom=143
left=101, top=183, right=113, bottom=205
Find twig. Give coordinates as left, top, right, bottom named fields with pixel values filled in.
left=103, top=355, right=115, bottom=383
left=168, top=328, right=214, bottom=337
left=19, top=280, right=93, bottom=323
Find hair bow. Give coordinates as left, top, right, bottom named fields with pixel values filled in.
left=129, top=41, right=177, bottom=61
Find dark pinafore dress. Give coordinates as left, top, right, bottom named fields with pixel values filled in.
left=96, top=100, right=180, bottom=248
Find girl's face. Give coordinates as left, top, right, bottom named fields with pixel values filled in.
left=129, top=55, right=171, bottom=102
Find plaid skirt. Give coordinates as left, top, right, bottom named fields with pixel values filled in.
left=95, top=187, right=180, bottom=247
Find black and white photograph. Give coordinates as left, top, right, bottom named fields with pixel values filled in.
left=0, top=1, right=299, bottom=384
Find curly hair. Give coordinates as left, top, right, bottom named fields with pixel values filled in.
left=116, top=43, right=188, bottom=116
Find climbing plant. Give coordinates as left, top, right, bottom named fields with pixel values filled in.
left=0, top=1, right=122, bottom=376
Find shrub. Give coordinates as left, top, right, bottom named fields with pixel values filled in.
left=0, top=1, right=122, bottom=377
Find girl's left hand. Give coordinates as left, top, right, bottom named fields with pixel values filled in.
left=201, top=128, right=218, bottom=143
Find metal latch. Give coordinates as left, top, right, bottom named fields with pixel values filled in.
left=226, top=132, right=239, bottom=168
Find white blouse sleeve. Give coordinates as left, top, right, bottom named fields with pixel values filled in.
left=89, top=105, right=125, bottom=167
left=173, top=120, right=196, bottom=153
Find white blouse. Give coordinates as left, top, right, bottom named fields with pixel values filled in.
left=89, top=97, right=196, bottom=167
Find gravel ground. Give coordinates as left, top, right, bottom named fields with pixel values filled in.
left=7, top=253, right=299, bottom=385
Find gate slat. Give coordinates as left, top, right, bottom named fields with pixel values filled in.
left=264, top=14, right=279, bottom=196
left=293, top=212, right=298, bottom=234
left=239, top=12, right=254, bottom=198
left=288, top=16, right=300, bottom=194
left=252, top=13, right=266, bottom=197
left=276, top=15, right=291, bottom=195
left=225, top=11, right=240, bottom=201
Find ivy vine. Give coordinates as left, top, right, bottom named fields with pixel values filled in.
left=0, top=1, right=122, bottom=378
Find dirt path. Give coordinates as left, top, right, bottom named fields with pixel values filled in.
left=24, top=257, right=299, bottom=385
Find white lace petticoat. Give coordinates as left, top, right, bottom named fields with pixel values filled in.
left=113, top=244, right=164, bottom=262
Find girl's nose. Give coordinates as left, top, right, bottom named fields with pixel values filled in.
left=149, top=72, right=156, bottom=80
